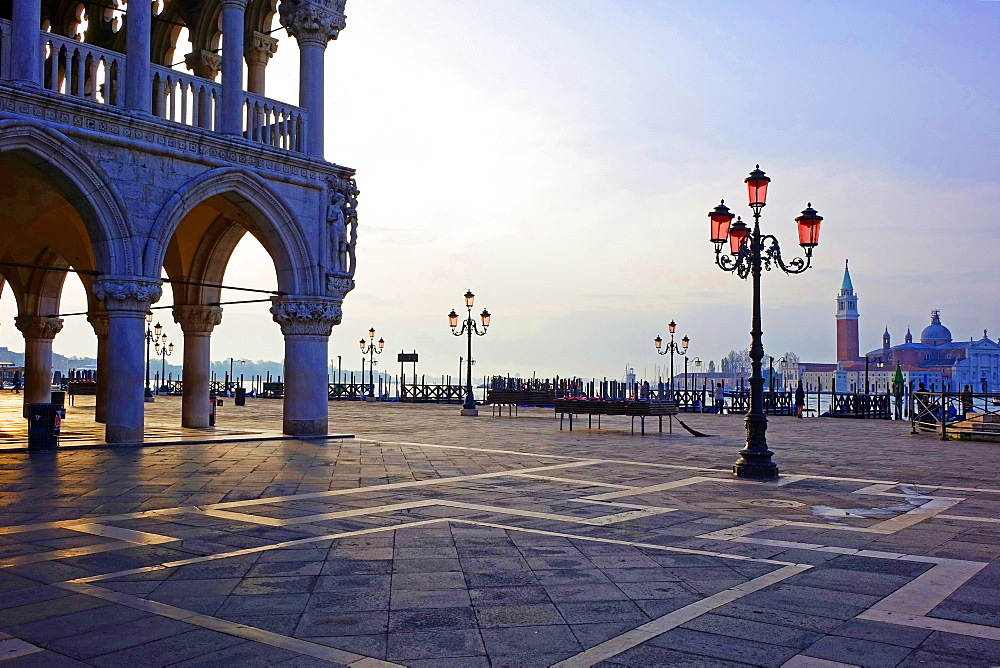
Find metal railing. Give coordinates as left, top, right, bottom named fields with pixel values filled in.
left=400, top=384, right=466, bottom=403
left=911, top=390, right=1000, bottom=440
left=42, top=32, right=125, bottom=106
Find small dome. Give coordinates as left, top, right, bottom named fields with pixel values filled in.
left=920, top=310, right=952, bottom=345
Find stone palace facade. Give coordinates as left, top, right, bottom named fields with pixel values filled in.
left=0, top=0, right=358, bottom=442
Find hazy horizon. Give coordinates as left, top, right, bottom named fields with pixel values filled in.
left=1, top=0, right=997, bottom=381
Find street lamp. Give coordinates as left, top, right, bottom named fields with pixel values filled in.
left=144, top=312, right=155, bottom=402
left=709, top=165, right=823, bottom=479
left=688, top=357, right=701, bottom=391
left=229, top=357, right=247, bottom=395
left=153, top=329, right=174, bottom=395
left=653, top=321, right=689, bottom=398
left=865, top=355, right=884, bottom=395
left=360, top=328, right=384, bottom=399
left=449, top=289, right=490, bottom=416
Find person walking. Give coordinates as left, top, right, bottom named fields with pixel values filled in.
left=794, top=380, right=805, bottom=418
left=713, top=383, right=725, bottom=414
left=960, top=385, right=974, bottom=420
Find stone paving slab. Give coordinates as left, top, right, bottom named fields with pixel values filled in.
left=0, top=400, right=999, bottom=664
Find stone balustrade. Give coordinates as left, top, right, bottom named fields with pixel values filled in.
left=1, top=26, right=311, bottom=155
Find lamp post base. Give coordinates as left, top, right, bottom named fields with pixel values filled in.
left=732, top=450, right=779, bottom=480
left=460, top=408, right=479, bottom=416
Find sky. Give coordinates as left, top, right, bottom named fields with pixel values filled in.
left=2, top=0, right=999, bottom=381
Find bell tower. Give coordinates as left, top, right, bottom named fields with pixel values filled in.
left=836, top=260, right=860, bottom=362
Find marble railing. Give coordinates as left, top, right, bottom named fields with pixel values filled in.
left=244, top=92, right=308, bottom=153
left=1, top=28, right=310, bottom=155
left=0, top=20, right=10, bottom=80
left=151, top=64, right=221, bottom=131
left=42, top=31, right=126, bottom=106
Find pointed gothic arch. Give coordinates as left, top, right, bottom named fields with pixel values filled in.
left=0, top=121, right=138, bottom=277
left=145, top=167, right=318, bottom=295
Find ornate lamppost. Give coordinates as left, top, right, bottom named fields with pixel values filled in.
left=865, top=355, right=884, bottom=395
left=359, top=328, right=384, bottom=400
left=153, top=330, right=174, bottom=395
left=144, top=312, right=155, bottom=402
left=449, top=290, right=491, bottom=416
left=653, top=321, right=689, bottom=399
left=709, top=165, right=824, bottom=479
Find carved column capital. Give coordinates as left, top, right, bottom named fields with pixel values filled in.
left=92, top=277, right=162, bottom=313
left=15, top=316, right=64, bottom=340
left=278, top=0, right=347, bottom=47
left=87, top=312, right=110, bottom=337
left=326, top=275, right=355, bottom=300
left=173, top=305, right=224, bottom=334
left=184, top=50, right=222, bottom=80
left=245, top=31, right=279, bottom=66
left=270, top=296, right=341, bottom=336
left=219, top=0, right=249, bottom=8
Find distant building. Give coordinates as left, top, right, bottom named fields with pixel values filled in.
left=781, top=262, right=998, bottom=392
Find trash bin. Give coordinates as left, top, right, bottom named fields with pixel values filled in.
left=235, top=387, right=246, bottom=406
left=26, top=403, right=60, bottom=450
left=50, top=390, right=66, bottom=408
left=209, top=393, right=216, bottom=427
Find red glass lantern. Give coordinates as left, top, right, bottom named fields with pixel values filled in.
left=795, top=203, right=822, bottom=248
left=668, top=320, right=677, bottom=334
left=480, top=309, right=491, bottom=327
left=729, top=218, right=750, bottom=254
left=464, top=290, right=475, bottom=308
left=378, top=337, right=385, bottom=350
left=654, top=335, right=663, bottom=349
left=448, top=310, right=459, bottom=328
left=681, top=335, right=690, bottom=350
left=708, top=201, right=734, bottom=245
left=359, top=338, right=366, bottom=351
left=745, top=165, right=770, bottom=208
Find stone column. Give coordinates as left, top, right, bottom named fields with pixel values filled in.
left=220, top=0, right=249, bottom=135
left=87, top=312, right=110, bottom=423
left=11, top=0, right=42, bottom=86
left=124, top=0, right=152, bottom=112
left=173, top=305, right=223, bottom=428
left=271, top=296, right=343, bottom=436
left=14, top=316, right=63, bottom=406
left=278, top=0, right=348, bottom=158
left=92, top=279, right=162, bottom=443
left=245, top=32, right=278, bottom=95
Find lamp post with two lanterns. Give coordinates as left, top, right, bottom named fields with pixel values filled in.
left=449, top=290, right=491, bottom=416
left=153, top=328, right=174, bottom=394
left=653, top=321, right=689, bottom=398
left=708, top=165, right=824, bottom=479
left=359, top=328, right=384, bottom=400
left=144, top=312, right=156, bottom=402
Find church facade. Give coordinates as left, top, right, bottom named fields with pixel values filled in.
left=782, top=262, right=998, bottom=392
left=0, top=0, right=358, bottom=442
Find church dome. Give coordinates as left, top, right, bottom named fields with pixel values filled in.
left=920, top=310, right=952, bottom=345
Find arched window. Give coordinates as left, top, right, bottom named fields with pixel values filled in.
left=67, top=3, right=89, bottom=41
left=104, top=0, right=126, bottom=33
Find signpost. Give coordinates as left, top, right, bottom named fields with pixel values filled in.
left=399, top=351, right=418, bottom=397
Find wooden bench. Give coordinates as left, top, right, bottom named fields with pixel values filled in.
left=485, top=390, right=558, bottom=416
left=553, top=399, right=679, bottom=434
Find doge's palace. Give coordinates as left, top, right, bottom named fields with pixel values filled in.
left=0, top=0, right=358, bottom=442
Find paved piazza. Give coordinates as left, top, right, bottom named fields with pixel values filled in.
left=2, top=399, right=1000, bottom=666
